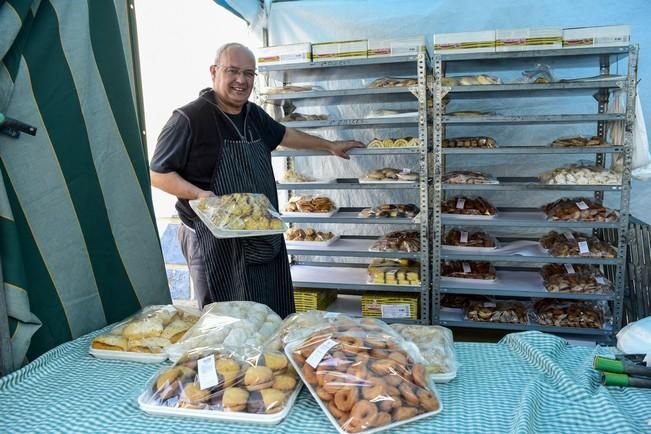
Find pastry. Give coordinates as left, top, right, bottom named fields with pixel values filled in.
left=126, top=336, right=171, bottom=353
left=443, top=171, right=495, bottom=184
left=369, top=231, right=420, bottom=253
left=442, top=136, right=496, bottom=148
left=160, top=318, right=193, bottom=343
left=180, top=382, right=211, bottom=404
left=272, top=374, right=297, bottom=391
left=123, top=318, right=164, bottom=339
left=222, top=387, right=249, bottom=411
left=442, top=261, right=496, bottom=280
left=91, top=335, right=128, bottom=351
left=543, top=197, right=619, bottom=222
left=441, top=196, right=496, bottom=216
left=262, top=352, right=288, bottom=372
left=443, top=229, right=496, bottom=248
left=551, top=136, right=607, bottom=147
left=244, top=366, right=274, bottom=391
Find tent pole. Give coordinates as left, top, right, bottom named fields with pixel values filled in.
left=0, top=255, right=15, bottom=376
left=127, top=0, right=149, bottom=162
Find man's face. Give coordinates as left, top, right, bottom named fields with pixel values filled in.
left=210, top=47, right=256, bottom=113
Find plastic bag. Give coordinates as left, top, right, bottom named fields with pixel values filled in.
left=90, top=305, right=200, bottom=354
left=358, top=203, right=419, bottom=218
left=442, top=228, right=497, bottom=248
left=166, top=302, right=283, bottom=362
left=190, top=193, right=286, bottom=238
left=363, top=167, right=419, bottom=182
left=284, top=196, right=336, bottom=213
left=442, top=171, right=498, bottom=184
left=285, top=227, right=336, bottom=242
left=542, top=197, right=619, bottom=222
left=368, top=231, right=420, bottom=253
left=390, top=324, right=458, bottom=377
left=539, top=230, right=616, bottom=258
left=285, top=315, right=441, bottom=433
left=279, top=169, right=315, bottom=183
left=142, top=346, right=299, bottom=414
left=550, top=135, right=608, bottom=147
left=442, top=136, right=496, bottom=148
left=616, top=316, right=651, bottom=353
left=465, top=300, right=528, bottom=324
left=540, top=163, right=621, bottom=185
left=441, top=196, right=496, bottom=216
left=532, top=299, right=609, bottom=329
left=441, top=74, right=501, bottom=86
left=519, top=64, right=554, bottom=84
left=367, top=76, right=417, bottom=88
left=441, top=260, right=496, bottom=280
left=368, top=258, right=420, bottom=285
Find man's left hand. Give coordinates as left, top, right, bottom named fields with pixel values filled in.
left=329, top=140, right=366, bottom=160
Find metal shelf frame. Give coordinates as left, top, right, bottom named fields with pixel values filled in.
left=431, top=45, right=639, bottom=342
left=276, top=179, right=419, bottom=190
left=260, top=53, right=431, bottom=324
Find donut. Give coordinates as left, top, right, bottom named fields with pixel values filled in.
left=332, top=351, right=352, bottom=372
left=339, top=336, right=365, bottom=355
left=412, top=363, right=427, bottom=388
left=385, top=374, right=403, bottom=386
left=379, top=395, right=401, bottom=412
left=399, top=383, right=419, bottom=406
left=322, top=371, right=344, bottom=394
left=387, top=351, right=408, bottom=366
left=354, top=352, right=370, bottom=364
left=293, top=350, right=306, bottom=365
left=365, top=336, right=387, bottom=349
left=361, top=377, right=386, bottom=400
left=334, top=387, right=358, bottom=412
left=393, top=406, right=418, bottom=421
left=328, top=399, right=347, bottom=418
left=349, top=400, right=378, bottom=430
left=417, top=388, right=440, bottom=412
left=369, top=348, right=389, bottom=359
left=302, top=363, right=318, bottom=385
left=373, top=411, right=392, bottom=427
left=385, top=384, right=400, bottom=397
left=316, top=386, right=334, bottom=401
left=369, top=359, right=397, bottom=376
left=346, top=363, right=369, bottom=382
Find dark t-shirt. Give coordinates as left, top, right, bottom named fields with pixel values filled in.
left=150, top=98, right=286, bottom=227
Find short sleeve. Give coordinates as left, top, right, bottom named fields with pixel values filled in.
left=149, top=111, right=192, bottom=173
left=252, top=104, right=286, bottom=151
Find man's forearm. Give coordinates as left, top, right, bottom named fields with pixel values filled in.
left=150, top=171, right=212, bottom=199
left=279, top=127, right=333, bottom=152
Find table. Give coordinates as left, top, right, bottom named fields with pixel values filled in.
left=1, top=328, right=649, bottom=433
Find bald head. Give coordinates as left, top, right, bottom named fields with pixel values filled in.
left=214, top=42, right=255, bottom=66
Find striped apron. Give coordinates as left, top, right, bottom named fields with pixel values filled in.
left=193, top=103, right=295, bottom=318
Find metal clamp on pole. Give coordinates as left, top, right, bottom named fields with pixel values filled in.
left=0, top=113, right=38, bottom=138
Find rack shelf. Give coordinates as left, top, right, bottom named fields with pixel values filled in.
left=262, top=87, right=416, bottom=102
left=277, top=179, right=419, bottom=190
left=444, top=80, right=625, bottom=99
left=282, top=208, right=421, bottom=225
left=291, top=264, right=421, bottom=293
left=272, top=147, right=421, bottom=157
left=286, top=236, right=421, bottom=259
left=282, top=116, right=419, bottom=128
left=441, top=113, right=625, bottom=125
left=259, top=54, right=421, bottom=71
left=441, top=146, right=622, bottom=155
left=441, top=210, right=619, bottom=229
left=442, top=177, right=622, bottom=191
left=438, top=46, right=629, bottom=62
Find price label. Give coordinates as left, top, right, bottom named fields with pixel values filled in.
left=595, top=276, right=606, bottom=284
left=563, top=264, right=576, bottom=274
left=456, top=198, right=466, bottom=209
left=381, top=304, right=411, bottom=319
left=197, top=355, right=219, bottom=390
left=462, top=262, right=472, bottom=273
left=563, top=231, right=575, bottom=241
left=576, top=201, right=590, bottom=210
left=400, top=168, right=412, bottom=174
left=306, top=338, right=339, bottom=368
left=578, top=241, right=590, bottom=255
left=460, top=231, right=469, bottom=244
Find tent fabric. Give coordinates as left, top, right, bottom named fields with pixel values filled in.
left=212, top=0, right=263, bottom=26
left=0, top=0, right=170, bottom=366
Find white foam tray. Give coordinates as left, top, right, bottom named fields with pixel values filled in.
left=285, top=235, right=340, bottom=247
left=282, top=208, right=338, bottom=218
left=276, top=178, right=336, bottom=185
left=89, top=348, right=168, bottom=364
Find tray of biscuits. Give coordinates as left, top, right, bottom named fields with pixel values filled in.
left=442, top=171, right=498, bottom=184
left=539, top=230, right=616, bottom=258
left=541, top=264, right=613, bottom=294
left=442, top=228, right=497, bottom=251
left=284, top=227, right=339, bottom=246
left=138, top=346, right=301, bottom=424
left=359, top=204, right=419, bottom=219
left=542, top=197, right=619, bottom=222
left=360, top=168, right=419, bottom=183
left=442, top=136, right=496, bottom=149
left=190, top=193, right=286, bottom=238
left=441, top=260, right=497, bottom=282
left=369, top=231, right=420, bottom=253
left=285, top=315, right=442, bottom=434
left=90, top=305, right=200, bottom=363
left=465, top=300, right=528, bottom=324
left=532, top=299, right=608, bottom=329
left=441, top=196, right=496, bottom=217
left=283, top=196, right=337, bottom=217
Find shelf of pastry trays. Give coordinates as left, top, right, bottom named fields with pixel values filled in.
left=260, top=52, right=431, bottom=325
left=431, top=44, right=639, bottom=340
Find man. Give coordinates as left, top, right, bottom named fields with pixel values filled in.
left=150, top=42, right=363, bottom=316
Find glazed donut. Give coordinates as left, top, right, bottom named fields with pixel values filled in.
left=328, top=399, right=348, bottom=418
left=322, top=371, right=345, bottom=394
left=361, top=377, right=386, bottom=400
left=379, top=395, right=401, bottom=412
left=354, top=352, right=370, bottom=364
left=331, top=351, right=351, bottom=372
left=369, top=359, right=397, bottom=376
left=302, top=363, right=318, bottom=385
left=387, top=351, right=408, bottom=366
left=316, top=386, right=334, bottom=401
left=373, top=411, right=392, bottom=427
left=412, top=364, right=427, bottom=388
left=385, top=384, right=400, bottom=397
left=339, top=336, right=365, bottom=355
left=393, top=406, right=418, bottom=421
left=346, top=362, right=369, bottom=381
left=349, top=400, right=378, bottom=430
left=417, top=388, right=440, bottom=412
left=399, top=383, right=419, bottom=406
left=334, top=387, right=358, bottom=412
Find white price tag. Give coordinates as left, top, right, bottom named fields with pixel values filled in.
left=380, top=304, right=411, bottom=319
left=563, top=231, right=575, bottom=241
left=563, top=264, right=576, bottom=274
left=462, top=262, right=472, bottom=273
left=483, top=302, right=497, bottom=308
left=197, top=355, right=219, bottom=390
left=456, top=198, right=466, bottom=209
left=306, top=338, right=339, bottom=368
left=595, top=276, right=606, bottom=285
left=578, top=241, right=590, bottom=255
left=400, top=168, right=412, bottom=174
left=460, top=231, right=469, bottom=244
left=323, top=312, right=339, bottom=319
left=576, top=201, right=590, bottom=210
left=644, top=353, right=650, bottom=364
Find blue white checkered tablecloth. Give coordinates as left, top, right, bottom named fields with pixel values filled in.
left=1, top=329, right=650, bottom=433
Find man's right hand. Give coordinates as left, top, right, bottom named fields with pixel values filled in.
left=196, top=190, right=216, bottom=199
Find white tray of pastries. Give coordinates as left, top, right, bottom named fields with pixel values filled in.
left=283, top=196, right=337, bottom=217
left=284, top=228, right=339, bottom=247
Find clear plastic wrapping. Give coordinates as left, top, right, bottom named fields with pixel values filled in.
left=284, top=196, right=336, bottom=214
left=285, top=315, right=442, bottom=433
left=441, top=75, right=501, bottom=86
left=542, top=197, right=619, bottom=222
left=543, top=271, right=613, bottom=294
left=442, top=136, right=496, bottom=148
left=390, top=324, right=458, bottom=380
left=285, top=227, right=336, bottom=242
left=442, top=228, right=497, bottom=248
left=190, top=193, right=286, bottom=238
left=90, top=305, right=200, bottom=356
left=279, top=169, right=315, bottom=183
left=519, top=64, right=554, bottom=84
left=363, top=168, right=419, bottom=182
left=442, top=171, right=498, bottom=184
left=539, top=230, right=616, bottom=258
left=359, top=204, right=419, bottom=219
left=465, top=300, right=528, bottom=324
left=550, top=135, right=608, bottom=147
left=540, top=164, right=621, bottom=185
left=368, top=77, right=418, bottom=88
left=368, top=258, right=421, bottom=286
left=441, top=196, right=497, bottom=216
left=369, top=231, right=420, bottom=253
left=166, top=302, right=283, bottom=362
left=532, top=299, right=610, bottom=329
left=441, top=260, right=496, bottom=281
left=367, top=137, right=420, bottom=148
left=281, top=113, right=328, bottom=122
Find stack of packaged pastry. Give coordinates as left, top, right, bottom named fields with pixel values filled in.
left=539, top=230, right=616, bottom=258
left=442, top=136, right=496, bottom=148
left=369, top=230, right=420, bottom=253
left=359, top=204, right=419, bottom=219
left=441, top=75, right=500, bottom=86
left=284, top=196, right=336, bottom=213
left=442, top=171, right=498, bottom=184
left=543, top=197, right=619, bottom=222
left=191, top=193, right=285, bottom=234
left=368, top=77, right=418, bottom=88
left=368, top=258, right=420, bottom=286
left=533, top=299, right=607, bottom=328
left=550, top=136, right=608, bottom=147
left=541, top=264, right=613, bottom=294
left=465, top=300, right=528, bottom=324
left=390, top=324, right=458, bottom=380
left=285, top=227, right=335, bottom=242
left=441, top=196, right=496, bottom=216
left=441, top=261, right=496, bottom=281
left=280, top=169, right=315, bottom=183
left=367, top=137, right=420, bottom=148
left=442, top=229, right=497, bottom=248
left=363, top=167, right=419, bottom=182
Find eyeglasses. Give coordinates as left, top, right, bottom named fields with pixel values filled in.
left=215, top=65, right=257, bottom=79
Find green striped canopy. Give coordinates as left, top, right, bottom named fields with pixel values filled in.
left=0, top=0, right=170, bottom=369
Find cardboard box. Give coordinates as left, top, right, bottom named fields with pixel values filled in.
left=496, top=27, right=562, bottom=51
left=433, top=30, right=495, bottom=54
left=312, top=39, right=367, bottom=61
left=563, top=25, right=630, bottom=48
left=367, top=35, right=426, bottom=57
left=256, top=43, right=311, bottom=65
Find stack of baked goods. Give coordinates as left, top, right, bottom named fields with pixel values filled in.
left=442, top=171, right=497, bottom=184
left=539, top=230, right=616, bottom=258
left=367, top=137, right=420, bottom=148
left=442, top=196, right=496, bottom=216
left=369, top=231, right=420, bottom=253
left=543, top=198, right=619, bottom=222
left=284, top=196, right=336, bottom=214
left=551, top=136, right=608, bottom=147
left=390, top=324, right=458, bottom=380
left=442, top=136, right=496, bottom=148
left=441, top=261, right=496, bottom=281
left=441, top=75, right=500, bottom=86
left=533, top=299, right=606, bottom=328
left=540, top=164, right=621, bottom=185
left=286, top=315, right=441, bottom=433
left=279, top=169, right=315, bottom=183
left=285, top=227, right=335, bottom=242
left=442, top=229, right=497, bottom=248
left=465, top=300, right=528, bottom=324
left=541, top=264, right=613, bottom=294
left=192, top=193, right=284, bottom=233
left=368, top=77, right=418, bottom=88
left=90, top=305, right=200, bottom=355
left=142, top=347, right=300, bottom=416
left=363, top=168, right=419, bottom=182
left=368, top=258, right=420, bottom=286
left=359, top=204, right=419, bottom=219
left=281, top=113, right=328, bottom=122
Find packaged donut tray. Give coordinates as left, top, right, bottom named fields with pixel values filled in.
left=138, top=346, right=301, bottom=425
left=284, top=316, right=442, bottom=434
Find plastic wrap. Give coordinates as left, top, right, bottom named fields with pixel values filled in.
left=139, top=346, right=301, bottom=420
left=441, top=261, right=496, bottom=281
left=442, top=171, right=498, bottom=184
left=550, top=136, right=608, bottom=147
left=90, top=305, right=200, bottom=361
left=540, top=164, right=621, bottom=185
left=442, top=228, right=497, bottom=248
left=284, top=196, right=336, bottom=214
left=368, top=231, right=420, bottom=253
left=519, top=64, right=554, bottom=84
left=532, top=299, right=610, bottom=329
left=166, top=302, right=283, bottom=362
left=543, top=197, right=619, bottom=222
left=616, top=317, right=651, bottom=354
left=539, top=230, right=616, bottom=258
left=285, top=315, right=442, bottom=433
left=368, top=77, right=417, bottom=88
left=367, top=137, right=419, bottom=148
left=390, top=324, right=458, bottom=381
left=465, top=300, right=528, bottom=324
left=442, top=136, right=496, bottom=148
left=368, top=259, right=421, bottom=286
left=441, top=294, right=490, bottom=309
left=362, top=168, right=419, bottom=182
left=441, top=74, right=501, bottom=86
left=281, top=113, right=328, bottom=121
left=359, top=204, right=419, bottom=219
left=279, top=169, right=315, bottom=183
left=442, top=196, right=496, bottom=217
left=190, top=193, right=286, bottom=238
left=543, top=271, right=613, bottom=294
left=285, top=228, right=336, bottom=242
